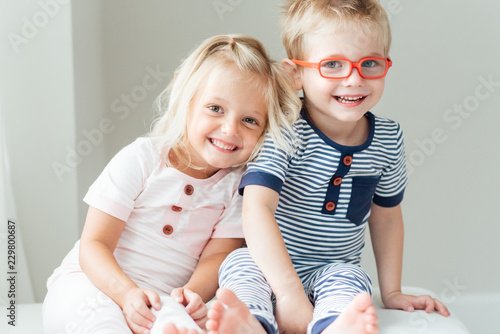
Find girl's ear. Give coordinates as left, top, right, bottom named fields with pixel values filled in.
left=281, top=59, right=303, bottom=91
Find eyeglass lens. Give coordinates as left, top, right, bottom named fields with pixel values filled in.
left=320, top=58, right=387, bottom=78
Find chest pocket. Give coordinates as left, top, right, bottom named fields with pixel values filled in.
left=182, top=208, right=224, bottom=257
left=346, top=176, right=381, bottom=225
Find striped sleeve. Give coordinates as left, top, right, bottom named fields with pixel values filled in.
left=238, top=132, right=292, bottom=195
left=373, top=122, right=408, bottom=207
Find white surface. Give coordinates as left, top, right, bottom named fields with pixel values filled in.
left=372, top=287, right=470, bottom=334
left=6, top=287, right=470, bottom=334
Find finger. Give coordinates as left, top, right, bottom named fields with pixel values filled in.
left=190, top=304, right=208, bottom=320
left=183, top=290, right=203, bottom=314
left=133, top=298, right=157, bottom=323
left=124, top=307, right=154, bottom=334
left=424, top=297, right=435, bottom=313
left=143, top=289, right=162, bottom=311
left=434, top=299, right=450, bottom=317
left=194, top=315, right=208, bottom=331
left=171, top=288, right=185, bottom=304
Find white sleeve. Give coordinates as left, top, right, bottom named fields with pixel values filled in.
left=83, top=138, right=155, bottom=222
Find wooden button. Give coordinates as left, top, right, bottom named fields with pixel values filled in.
left=325, top=201, right=336, bottom=211
left=333, top=177, right=342, bottom=186
left=184, top=185, right=194, bottom=196
left=172, top=205, right=182, bottom=212
left=343, top=155, right=353, bottom=166
left=163, top=225, right=174, bottom=235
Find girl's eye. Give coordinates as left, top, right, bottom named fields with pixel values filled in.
left=208, top=105, right=222, bottom=113
left=243, top=117, right=258, bottom=125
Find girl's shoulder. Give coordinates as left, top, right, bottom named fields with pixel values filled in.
left=106, top=137, right=162, bottom=179
left=117, top=137, right=159, bottom=163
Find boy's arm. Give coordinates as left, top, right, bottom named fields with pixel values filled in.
left=368, top=203, right=450, bottom=316
left=243, top=184, right=313, bottom=332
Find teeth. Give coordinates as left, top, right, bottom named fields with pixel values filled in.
left=336, top=96, right=364, bottom=103
left=211, top=138, right=237, bottom=151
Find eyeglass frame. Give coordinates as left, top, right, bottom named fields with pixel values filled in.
left=291, top=57, right=392, bottom=79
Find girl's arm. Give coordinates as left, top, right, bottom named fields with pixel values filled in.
left=242, top=184, right=313, bottom=333
left=369, top=203, right=449, bottom=316
left=184, top=237, right=244, bottom=302
left=79, top=206, right=161, bottom=333
left=171, top=237, right=244, bottom=328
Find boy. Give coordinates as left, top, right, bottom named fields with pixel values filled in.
left=207, top=1, right=450, bottom=334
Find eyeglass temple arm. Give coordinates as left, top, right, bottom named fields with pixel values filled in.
left=291, top=59, right=319, bottom=69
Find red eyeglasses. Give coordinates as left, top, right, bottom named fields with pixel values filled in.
left=291, top=57, right=392, bottom=79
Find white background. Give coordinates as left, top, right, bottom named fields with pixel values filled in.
left=0, top=0, right=499, bottom=331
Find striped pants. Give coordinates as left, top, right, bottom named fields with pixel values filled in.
left=218, top=248, right=372, bottom=334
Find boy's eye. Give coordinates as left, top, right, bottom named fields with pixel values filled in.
left=243, top=117, right=258, bottom=125
left=322, top=60, right=342, bottom=69
left=361, top=59, right=378, bottom=68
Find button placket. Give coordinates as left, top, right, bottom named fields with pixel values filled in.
left=321, top=153, right=354, bottom=215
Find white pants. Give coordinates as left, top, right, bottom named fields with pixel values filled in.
left=43, top=272, right=201, bottom=334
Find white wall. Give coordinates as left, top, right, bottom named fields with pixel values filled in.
left=1, top=2, right=499, bottom=322
left=0, top=0, right=80, bottom=303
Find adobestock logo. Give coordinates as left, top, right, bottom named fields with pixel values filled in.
left=406, top=74, right=499, bottom=176
left=7, top=0, right=70, bottom=54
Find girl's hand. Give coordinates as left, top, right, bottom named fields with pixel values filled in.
left=121, top=287, right=161, bottom=334
left=171, top=287, right=208, bottom=329
left=383, top=291, right=450, bottom=317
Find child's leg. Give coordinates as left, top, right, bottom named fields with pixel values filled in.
left=150, top=295, right=201, bottom=334
left=216, top=247, right=278, bottom=334
left=43, top=272, right=132, bottom=334
left=305, top=263, right=373, bottom=334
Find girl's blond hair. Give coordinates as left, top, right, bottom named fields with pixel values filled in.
left=281, top=0, right=392, bottom=60
left=150, top=34, right=301, bottom=167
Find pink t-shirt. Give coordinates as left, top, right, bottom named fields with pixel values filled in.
left=48, top=138, right=244, bottom=294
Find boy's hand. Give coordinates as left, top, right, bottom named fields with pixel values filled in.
left=275, top=292, right=313, bottom=334
left=171, top=287, right=208, bottom=329
left=121, top=287, right=161, bottom=334
left=383, top=291, right=450, bottom=317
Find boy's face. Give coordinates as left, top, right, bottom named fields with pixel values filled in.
left=297, top=29, right=387, bottom=125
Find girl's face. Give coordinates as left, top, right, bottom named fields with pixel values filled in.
left=183, top=63, right=268, bottom=178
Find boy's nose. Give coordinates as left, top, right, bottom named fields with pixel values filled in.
left=343, top=68, right=365, bottom=86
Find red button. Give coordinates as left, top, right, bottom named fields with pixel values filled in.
left=333, top=177, right=342, bottom=186
left=163, top=225, right=174, bottom=235
left=325, top=201, right=336, bottom=211
left=343, top=155, right=353, bottom=166
left=184, top=185, right=194, bottom=195
left=172, top=205, right=182, bottom=212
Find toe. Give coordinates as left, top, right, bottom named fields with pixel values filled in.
left=216, top=288, right=241, bottom=307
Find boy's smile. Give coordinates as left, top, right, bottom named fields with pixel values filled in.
left=294, top=29, right=387, bottom=141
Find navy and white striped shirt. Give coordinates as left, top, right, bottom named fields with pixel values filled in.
left=239, top=110, right=407, bottom=268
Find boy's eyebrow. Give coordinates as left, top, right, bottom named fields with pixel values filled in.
left=321, top=52, right=385, bottom=60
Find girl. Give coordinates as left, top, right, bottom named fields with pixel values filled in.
left=42, top=34, right=300, bottom=334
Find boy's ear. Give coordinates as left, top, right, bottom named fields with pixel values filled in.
left=281, top=59, right=303, bottom=91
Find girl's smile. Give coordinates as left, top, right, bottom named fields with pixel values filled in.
left=181, top=62, right=268, bottom=178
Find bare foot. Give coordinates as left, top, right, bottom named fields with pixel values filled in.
left=321, top=293, right=378, bottom=334
left=162, top=323, right=205, bottom=334
left=206, top=288, right=267, bottom=334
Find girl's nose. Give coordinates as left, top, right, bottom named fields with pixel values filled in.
left=221, top=118, right=239, bottom=137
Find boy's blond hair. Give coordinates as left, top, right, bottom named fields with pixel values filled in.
left=151, top=34, right=301, bottom=168
left=281, top=0, right=392, bottom=60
